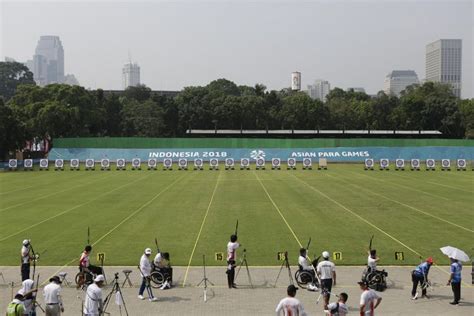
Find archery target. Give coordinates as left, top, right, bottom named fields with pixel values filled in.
left=287, top=158, right=296, bottom=167
left=241, top=158, right=250, bottom=167
left=132, top=158, right=141, bottom=168
left=72, top=159, right=81, bottom=168
left=55, top=159, right=64, bottom=168
left=441, top=159, right=450, bottom=168
left=9, top=159, right=17, bottom=168
left=147, top=158, right=156, bottom=168
left=411, top=159, right=420, bottom=168
left=24, top=159, right=33, bottom=168
left=426, top=159, right=435, bottom=168
left=457, top=159, right=466, bottom=168
left=256, top=158, right=265, bottom=167
left=303, top=158, right=312, bottom=167
left=210, top=158, right=219, bottom=167
left=178, top=158, right=187, bottom=168
left=225, top=158, right=234, bottom=167
left=117, top=159, right=126, bottom=168
left=395, top=159, right=404, bottom=168
left=194, top=158, right=203, bottom=167
left=40, top=159, right=49, bottom=169
left=101, top=159, right=110, bottom=168
left=380, top=159, right=389, bottom=168
left=272, top=158, right=281, bottom=168
left=365, top=159, right=374, bottom=168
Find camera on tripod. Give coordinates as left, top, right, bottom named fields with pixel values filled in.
left=114, top=272, right=119, bottom=279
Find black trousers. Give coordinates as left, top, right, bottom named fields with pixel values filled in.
left=226, top=261, right=235, bottom=288
left=451, top=282, right=461, bottom=303
left=21, top=263, right=30, bottom=281
left=411, top=273, right=426, bottom=297
left=321, top=278, right=333, bottom=295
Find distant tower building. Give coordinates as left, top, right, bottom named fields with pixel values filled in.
left=122, top=62, right=141, bottom=89
left=383, top=70, right=419, bottom=96
left=291, top=71, right=301, bottom=91
left=307, top=80, right=331, bottom=101
left=33, top=36, right=65, bottom=86
left=425, top=39, right=462, bottom=98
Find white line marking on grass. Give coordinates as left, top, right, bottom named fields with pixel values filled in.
left=254, top=172, right=303, bottom=248
left=0, top=173, right=116, bottom=213
left=325, top=173, right=473, bottom=233
left=288, top=173, right=472, bottom=286
left=0, top=185, right=36, bottom=195
left=182, top=172, right=221, bottom=287
left=425, top=181, right=472, bottom=193
left=0, top=174, right=152, bottom=242
left=42, top=173, right=189, bottom=286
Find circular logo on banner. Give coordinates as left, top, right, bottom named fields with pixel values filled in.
left=412, top=159, right=419, bottom=167
left=101, top=160, right=109, bottom=167
left=396, top=159, right=403, bottom=167
left=24, top=160, right=32, bottom=168
left=442, top=160, right=449, bottom=167
left=210, top=159, right=218, bottom=166
left=117, top=159, right=125, bottom=167
left=366, top=159, right=373, bottom=167
left=303, top=158, right=311, bottom=166
left=132, top=159, right=140, bottom=167
left=427, top=160, right=434, bottom=167
left=381, top=159, right=388, bottom=167
left=195, top=159, right=203, bottom=166
left=85, top=159, right=93, bottom=167
left=250, top=150, right=266, bottom=160
left=226, top=158, right=234, bottom=166
left=178, top=159, right=185, bottom=166
left=242, top=158, right=249, bottom=166
left=288, top=158, right=296, bottom=166
left=40, top=159, right=48, bottom=167
left=56, top=160, right=63, bottom=168
left=9, top=160, right=16, bottom=168
left=458, top=159, right=465, bottom=167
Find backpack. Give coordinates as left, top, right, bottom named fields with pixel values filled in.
left=330, top=302, right=339, bottom=315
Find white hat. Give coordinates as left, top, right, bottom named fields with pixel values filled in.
left=94, top=275, right=105, bottom=283
left=22, top=240, right=30, bottom=246
left=145, top=248, right=152, bottom=255
left=322, top=251, right=330, bottom=259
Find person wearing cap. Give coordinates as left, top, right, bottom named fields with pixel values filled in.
left=138, top=248, right=158, bottom=301
left=447, top=257, right=462, bottom=305
left=325, top=292, right=349, bottom=316
left=358, top=280, right=382, bottom=316
left=83, top=275, right=105, bottom=316
left=411, top=257, right=434, bottom=300
left=275, top=284, right=307, bottom=316
left=21, top=240, right=34, bottom=281
left=43, top=276, right=64, bottom=316
left=298, top=248, right=318, bottom=291
left=6, top=294, right=25, bottom=316
left=317, top=251, right=337, bottom=306
left=226, top=234, right=240, bottom=289
left=17, top=279, right=38, bottom=316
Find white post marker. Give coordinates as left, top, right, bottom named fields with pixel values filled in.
left=131, top=158, right=141, bottom=170
left=178, top=159, right=187, bottom=170
left=271, top=158, right=281, bottom=170
left=302, top=158, right=312, bottom=170
left=100, top=159, right=110, bottom=171
left=287, top=158, right=296, bottom=170
left=116, top=158, right=126, bottom=170
left=209, top=158, right=219, bottom=170
left=364, top=158, right=374, bottom=170
left=23, top=159, right=33, bottom=171
left=72, top=158, right=82, bottom=170
left=318, top=158, right=328, bottom=170
left=55, top=159, right=64, bottom=171
left=39, top=159, right=49, bottom=171
left=194, top=158, right=203, bottom=170
left=441, top=159, right=451, bottom=171
left=379, top=158, right=389, bottom=170
left=256, top=157, right=265, bottom=170
left=410, top=159, right=420, bottom=171
left=225, top=158, right=235, bottom=170
left=240, top=158, right=250, bottom=170
left=456, top=159, right=466, bottom=171
left=395, top=159, right=405, bottom=171
left=425, top=159, right=435, bottom=171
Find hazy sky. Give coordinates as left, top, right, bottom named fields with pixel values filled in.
left=1, top=0, right=472, bottom=97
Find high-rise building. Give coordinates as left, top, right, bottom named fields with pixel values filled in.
left=425, top=39, right=462, bottom=98
left=122, top=62, right=141, bottom=89
left=307, top=80, right=331, bottom=102
left=383, top=70, right=419, bottom=96
left=32, top=36, right=65, bottom=86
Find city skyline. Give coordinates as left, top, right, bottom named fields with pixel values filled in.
left=1, top=1, right=472, bottom=97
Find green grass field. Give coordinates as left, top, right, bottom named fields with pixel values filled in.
left=0, top=164, right=472, bottom=268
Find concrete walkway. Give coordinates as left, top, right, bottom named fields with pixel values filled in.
left=0, top=266, right=472, bottom=315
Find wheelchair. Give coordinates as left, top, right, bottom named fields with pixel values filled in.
left=363, top=267, right=388, bottom=292
left=150, top=265, right=173, bottom=289
left=75, top=265, right=103, bottom=290
left=294, top=265, right=319, bottom=290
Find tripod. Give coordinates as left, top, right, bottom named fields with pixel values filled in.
left=102, top=273, right=128, bottom=316
left=274, top=251, right=293, bottom=287
left=197, top=255, right=214, bottom=302
left=235, top=249, right=253, bottom=288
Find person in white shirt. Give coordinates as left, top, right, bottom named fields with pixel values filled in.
left=43, top=276, right=64, bottom=316
left=226, top=235, right=240, bottom=289
left=359, top=280, right=382, bottom=316
left=275, top=284, right=307, bottom=316
left=367, top=250, right=379, bottom=273
left=317, top=251, right=336, bottom=306
left=17, top=279, right=38, bottom=315
left=138, top=248, right=158, bottom=301
left=21, top=240, right=33, bottom=281
left=153, top=252, right=172, bottom=290
left=298, top=248, right=318, bottom=291
left=83, top=275, right=104, bottom=316
left=325, top=292, right=349, bottom=316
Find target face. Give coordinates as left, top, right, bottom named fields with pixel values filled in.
left=287, top=158, right=296, bottom=167
left=210, top=158, right=218, bottom=166
left=40, top=159, right=48, bottom=168
left=411, top=159, right=420, bottom=168
left=457, top=159, right=466, bottom=168
left=178, top=159, right=187, bottom=167
left=256, top=158, right=265, bottom=166
left=303, top=158, right=312, bottom=167
left=147, top=159, right=156, bottom=167
left=132, top=158, right=140, bottom=167
left=24, top=159, right=33, bottom=168
left=225, top=158, right=234, bottom=167
left=395, top=159, right=404, bottom=168
left=272, top=158, right=281, bottom=167
left=194, top=159, right=203, bottom=167
left=9, top=159, right=17, bottom=168
left=72, top=159, right=80, bottom=168
left=380, top=159, right=389, bottom=167
left=55, top=159, right=64, bottom=168
left=426, top=159, right=435, bottom=168
left=365, top=159, right=374, bottom=168
left=85, top=159, right=93, bottom=168
left=241, top=158, right=249, bottom=167
left=441, top=159, right=450, bottom=168
left=117, top=159, right=125, bottom=167
left=101, top=159, right=110, bottom=168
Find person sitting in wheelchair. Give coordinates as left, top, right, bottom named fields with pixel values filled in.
left=153, top=251, right=172, bottom=289
left=362, top=249, right=388, bottom=291
left=298, top=248, right=318, bottom=291
left=77, top=245, right=103, bottom=288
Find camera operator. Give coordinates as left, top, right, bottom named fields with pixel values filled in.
left=21, top=240, right=34, bottom=281
left=84, top=275, right=105, bottom=316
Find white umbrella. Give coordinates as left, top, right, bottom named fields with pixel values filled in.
left=440, top=246, right=470, bottom=262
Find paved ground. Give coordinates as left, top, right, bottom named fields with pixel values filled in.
left=0, top=266, right=472, bottom=315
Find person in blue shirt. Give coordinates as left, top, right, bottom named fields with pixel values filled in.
left=447, top=257, right=462, bottom=305
left=411, top=257, right=433, bottom=299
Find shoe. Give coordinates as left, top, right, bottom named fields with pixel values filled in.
left=231, top=284, right=237, bottom=289
left=412, top=293, right=418, bottom=300
left=307, top=284, right=317, bottom=291
left=138, top=295, right=144, bottom=300
left=149, top=297, right=158, bottom=302
left=449, top=301, right=458, bottom=305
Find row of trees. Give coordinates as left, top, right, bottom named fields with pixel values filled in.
left=0, top=61, right=473, bottom=157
